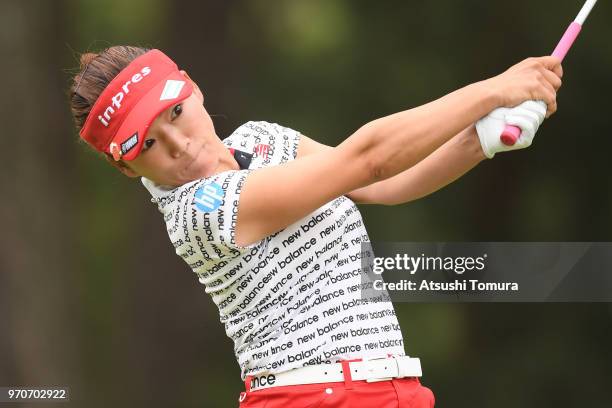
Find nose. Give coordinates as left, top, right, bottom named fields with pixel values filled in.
left=162, top=128, right=189, bottom=158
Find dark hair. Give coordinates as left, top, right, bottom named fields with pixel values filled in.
left=69, top=45, right=150, bottom=133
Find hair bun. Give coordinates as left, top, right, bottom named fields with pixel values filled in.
left=79, top=52, right=98, bottom=69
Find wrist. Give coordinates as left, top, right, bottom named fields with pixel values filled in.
left=476, top=78, right=503, bottom=112
left=467, top=123, right=491, bottom=160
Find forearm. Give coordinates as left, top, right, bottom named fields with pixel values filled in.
left=349, top=125, right=485, bottom=205
left=359, top=81, right=497, bottom=181
left=368, top=125, right=485, bottom=205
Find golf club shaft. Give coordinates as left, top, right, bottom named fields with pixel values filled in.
left=500, top=0, right=597, bottom=146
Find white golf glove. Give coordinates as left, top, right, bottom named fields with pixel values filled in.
left=476, top=100, right=547, bottom=158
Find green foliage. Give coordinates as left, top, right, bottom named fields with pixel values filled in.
left=69, top=0, right=168, bottom=49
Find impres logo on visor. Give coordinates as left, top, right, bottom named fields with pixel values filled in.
left=97, top=66, right=152, bottom=127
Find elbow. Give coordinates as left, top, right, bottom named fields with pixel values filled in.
left=358, top=118, right=419, bottom=184
left=365, top=155, right=385, bottom=184
left=363, top=140, right=412, bottom=185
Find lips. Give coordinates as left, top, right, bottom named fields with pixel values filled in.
left=185, top=143, right=203, bottom=170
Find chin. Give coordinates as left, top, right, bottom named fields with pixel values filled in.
left=186, top=158, right=217, bottom=180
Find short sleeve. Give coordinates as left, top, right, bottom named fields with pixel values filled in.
left=223, top=121, right=302, bottom=167
left=170, top=169, right=259, bottom=265
left=266, top=121, right=301, bottom=161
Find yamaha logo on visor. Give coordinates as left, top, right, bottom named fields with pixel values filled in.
left=121, top=132, right=139, bottom=155
left=109, top=132, right=139, bottom=161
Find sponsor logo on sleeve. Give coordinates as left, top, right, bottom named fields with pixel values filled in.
left=254, top=143, right=270, bottom=160
left=194, top=182, right=224, bottom=212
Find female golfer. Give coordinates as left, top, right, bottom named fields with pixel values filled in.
left=69, top=46, right=561, bottom=407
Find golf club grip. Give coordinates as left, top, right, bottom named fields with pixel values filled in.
left=500, top=125, right=521, bottom=145
left=500, top=22, right=583, bottom=146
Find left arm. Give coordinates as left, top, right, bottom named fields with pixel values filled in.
left=297, top=125, right=485, bottom=205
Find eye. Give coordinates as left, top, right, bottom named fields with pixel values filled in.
left=142, top=138, right=155, bottom=152
left=171, top=103, right=183, bottom=120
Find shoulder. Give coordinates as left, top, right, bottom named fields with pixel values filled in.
left=223, top=121, right=301, bottom=164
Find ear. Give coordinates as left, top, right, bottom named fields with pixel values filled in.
left=180, top=70, right=204, bottom=103
left=104, top=154, right=140, bottom=178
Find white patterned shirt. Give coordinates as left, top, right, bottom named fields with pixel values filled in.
left=142, top=121, right=406, bottom=380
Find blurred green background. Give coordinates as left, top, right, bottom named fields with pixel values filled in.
left=1, top=0, right=611, bottom=406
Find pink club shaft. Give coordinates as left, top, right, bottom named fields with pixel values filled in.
left=500, top=0, right=597, bottom=146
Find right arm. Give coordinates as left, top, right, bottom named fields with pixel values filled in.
left=235, top=56, right=562, bottom=247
